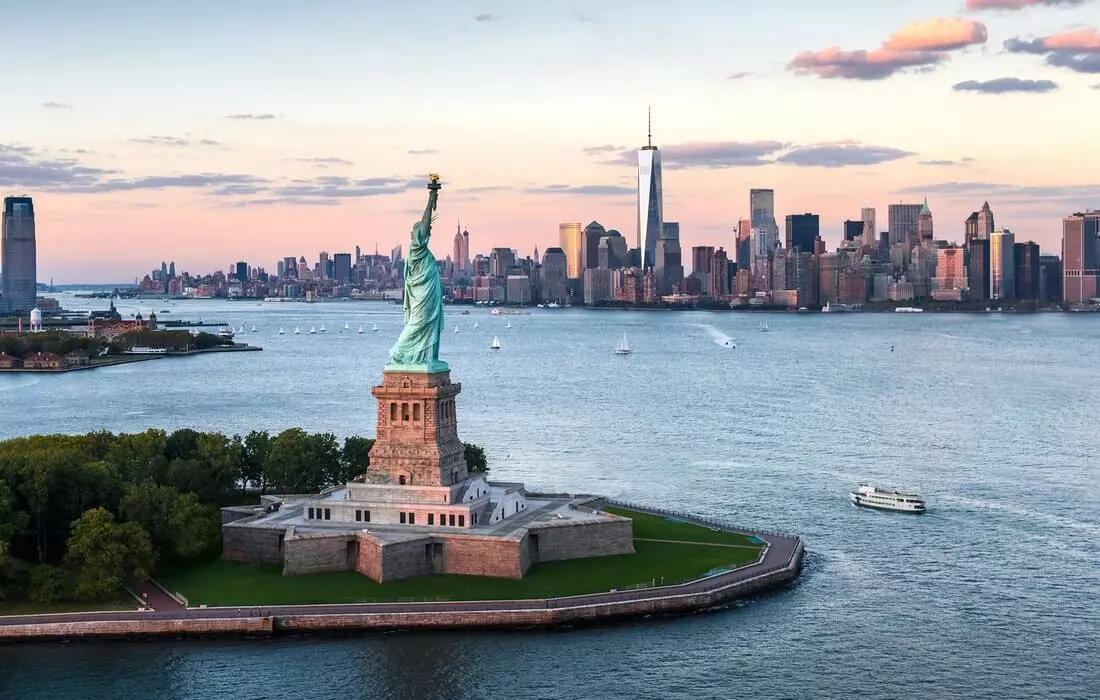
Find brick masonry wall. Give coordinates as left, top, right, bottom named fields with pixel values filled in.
left=377, top=536, right=437, bottom=582
left=356, top=534, right=384, bottom=581
left=283, top=533, right=355, bottom=575
left=527, top=518, right=634, bottom=563
left=222, top=524, right=284, bottom=565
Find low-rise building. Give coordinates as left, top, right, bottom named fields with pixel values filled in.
left=23, top=351, right=63, bottom=369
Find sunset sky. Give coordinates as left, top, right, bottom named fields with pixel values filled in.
left=1, top=0, right=1098, bottom=282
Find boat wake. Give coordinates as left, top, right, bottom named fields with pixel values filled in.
left=696, top=324, right=736, bottom=348
left=937, top=494, right=1100, bottom=540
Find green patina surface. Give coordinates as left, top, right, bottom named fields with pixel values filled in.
left=383, top=361, right=450, bottom=374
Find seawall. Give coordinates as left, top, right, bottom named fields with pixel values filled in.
left=0, top=502, right=804, bottom=640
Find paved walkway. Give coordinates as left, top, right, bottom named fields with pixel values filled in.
left=133, top=581, right=185, bottom=612
left=634, top=537, right=766, bottom=550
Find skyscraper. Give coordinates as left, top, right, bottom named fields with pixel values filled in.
left=736, top=219, right=752, bottom=270
left=1, top=196, right=36, bottom=314
left=559, top=222, right=583, bottom=279
left=785, top=213, right=819, bottom=253
left=540, top=248, right=568, bottom=303
left=861, top=207, right=876, bottom=244
left=1013, top=241, right=1040, bottom=301
left=843, top=220, right=864, bottom=241
left=918, top=199, right=934, bottom=241
left=976, top=201, right=995, bottom=240
left=333, top=253, right=352, bottom=283
left=888, top=203, right=922, bottom=249
left=583, top=221, right=606, bottom=270
left=990, top=229, right=1016, bottom=301
left=654, top=221, right=683, bottom=294
left=750, top=189, right=778, bottom=242
left=637, top=109, right=663, bottom=270
left=1062, top=211, right=1100, bottom=303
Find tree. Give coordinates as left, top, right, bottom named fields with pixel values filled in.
left=340, top=436, right=374, bottom=483
left=65, top=508, right=155, bottom=601
left=120, top=483, right=220, bottom=565
left=464, top=442, right=488, bottom=474
left=264, top=429, right=342, bottom=493
left=241, top=430, right=272, bottom=493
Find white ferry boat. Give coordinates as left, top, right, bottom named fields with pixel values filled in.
left=850, top=485, right=926, bottom=513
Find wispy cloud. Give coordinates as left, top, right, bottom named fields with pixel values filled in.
left=1004, top=28, right=1100, bottom=73
left=129, top=135, right=225, bottom=147
left=524, top=184, right=635, bottom=196
left=407, top=149, right=439, bottom=155
left=571, top=10, right=601, bottom=23
left=473, top=13, right=499, bottom=22
left=586, top=140, right=914, bottom=169
left=967, top=0, right=1091, bottom=10
left=271, top=176, right=418, bottom=198
left=223, top=113, right=278, bottom=120
left=790, top=17, right=987, bottom=80
left=41, top=101, right=73, bottom=110
left=292, top=156, right=354, bottom=168
left=918, top=157, right=975, bottom=166
left=953, top=77, right=1059, bottom=92
left=726, top=71, right=752, bottom=80
left=893, top=181, right=1100, bottom=210
left=581, top=144, right=625, bottom=156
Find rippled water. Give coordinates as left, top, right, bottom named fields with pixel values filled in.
left=1, top=297, right=1098, bottom=699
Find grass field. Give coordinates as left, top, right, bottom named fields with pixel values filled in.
left=161, top=507, right=765, bottom=607
left=0, top=598, right=136, bottom=617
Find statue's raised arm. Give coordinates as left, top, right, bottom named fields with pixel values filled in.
left=386, top=174, right=447, bottom=371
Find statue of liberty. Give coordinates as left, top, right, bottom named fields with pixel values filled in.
left=388, top=174, right=447, bottom=371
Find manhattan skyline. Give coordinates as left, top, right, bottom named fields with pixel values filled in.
left=1, top=0, right=1098, bottom=282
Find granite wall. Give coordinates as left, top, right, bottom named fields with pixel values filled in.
left=526, top=516, right=634, bottom=563
left=438, top=534, right=528, bottom=578
left=283, top=532, right=356, bottom=575
left=221, top=523, right=284, bottom=565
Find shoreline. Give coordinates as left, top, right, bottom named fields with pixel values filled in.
left=0, top=501, right=804, bottom=641
left=0, top=345, right=262, bottom=374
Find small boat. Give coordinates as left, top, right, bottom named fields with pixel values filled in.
left=461, top=310, right=470, bottom=315
left=319, top=323, right=326, bottom=332
left=372, top=323, right=379, bottom=332
left=237, top=324, right=246, bottom=334
left=850, top=485, right=926, bottom=513
left=357, top=326, right=364, bottom=334
left=293, top=326, right=301, bottom=335
left=895, top=307, right=924, bottom=313
left=454, top=325, right=459, bottom=333
left=614, top=333, right=631, bottom=355
left=506, top=320, right=512, bottom=328
left=759, top=322, right=770, bottom=332
left=278, top=327, right=285, bottom=335
left=344, top=322, right=350, bottom=331
left=251, top=324, right=257, bottom=332
left=490, top=336, right=501, bottom=350
left=217, top=327, right=234, bottom=338
left=473, top=321, right=479, bottom=329
left=309, top=325, right=316, bottom=334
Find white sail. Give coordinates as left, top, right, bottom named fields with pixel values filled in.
left=357, top=325, right=364, bottom=334
left=473, top=321, right=479, bottom=329
left=293, top=326, right=300, bottom=334
left=309, top=325, right=316, bottom=334
left=372, top=323, right=379, bottom=331
left=614, top=333, right=631, bottom=355
left=344, top=322, right=349, bottom=330
left=490, top=336, right=501, bottom=349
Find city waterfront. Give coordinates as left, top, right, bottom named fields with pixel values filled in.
left=1, top=297, right=1098, bottom=699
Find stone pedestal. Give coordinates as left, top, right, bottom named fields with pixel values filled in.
left=369, top=369, right=467, bottom=487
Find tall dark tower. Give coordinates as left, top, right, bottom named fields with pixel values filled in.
left=637, top=107, right=663, bottom=271
left=1, top=196, right=36, bottom=315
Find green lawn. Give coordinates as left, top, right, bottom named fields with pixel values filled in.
left=164, top=540, right=761, bottom=607
left=0, top=598, right=136, bottom=617
left=159, top=507, right=765, bottom=607
left=603, top=507, right=760, bottom=546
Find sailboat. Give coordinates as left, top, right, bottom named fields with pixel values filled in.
left=372, top=323, right=379, bottom=332
left=238, top=324, right=246, bottom=334
left=759, top=321, right=770, bottom=332
left=490, top=336, right=502, bottom=350
left=473, top=321, right=479, bottom=329
left=293, top=326, right=301, bottom=335
left=454, top=325, right=459, bottom=333
left=278, top=327, right=285, bottom=335
left=344, top=322, right=350, bottom=331
left=251, top=324, right=257, bottom=332
left=614, top=333, right=631, bottom=355
left=319, top=323, right=326, bottom=333
left=506, top=320, right=512, bottom=329
left=309, top=325, right=317, bottom=334
left=357, top=325, right=364, bottom=334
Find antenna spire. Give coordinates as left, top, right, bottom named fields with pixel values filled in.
left=647, top=106, right=652, bottom=148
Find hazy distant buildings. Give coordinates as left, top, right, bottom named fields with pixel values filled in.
left=637, top=112, right=664, bottom=270
left=489, top=247, right=516, bottom=277
left=750, top=189, right=778, bottom=243
left=1013, top=241, right=1040, bottom=301
left=918, top=199, right=934, bottom=241
left=968, top=238, right=990, bottom=302
left=843, top=220, right=864, bottom=241
left=736, top=219, right=752, bottom=270
left=452, top=226, right=470, bottom=274
left=990, top=229, right=1016, bottom=301
left=1, top=196, right=36, bottom=314
left=558, top=222, right=582, bottom=279
left=540, top=247, right=568, bottom=303
left=710, top=248, right=730, bottom=298
left=654, top=221, right=683, bottom=294
left=976, top=202, right=995, bottom=241
left=932, top=246, right=968, bottom=301
left=1062, top=211, right=1100, bottom=303
left=861, top=207, right=876, bottom=245
left=333, top=253, right=352, bottom=283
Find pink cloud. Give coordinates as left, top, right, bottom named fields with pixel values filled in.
left=882, top=18, right=988, bottom=51
left=1043, top=27, right=1100, bottom=50
left=790, top=17, right=986, bottom=80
